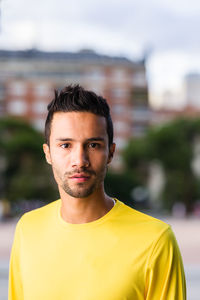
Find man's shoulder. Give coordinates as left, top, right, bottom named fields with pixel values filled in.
left=17, top=199, right=60, bottom=229
left=117, top=200, right=170, bottom=238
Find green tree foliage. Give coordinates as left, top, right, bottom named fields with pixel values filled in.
left=123, top=138, right=150, bottom=185
left=0, top=117, right=58, bottom=205
left=123, top=118, right=200, bottom=213
left=105, top=171, right=139, bottom=207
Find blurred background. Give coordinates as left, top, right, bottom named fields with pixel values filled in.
left=0, top=0, right=200, bottom=299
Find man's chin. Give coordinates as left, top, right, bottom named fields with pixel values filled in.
left=62, top=185, right=95, bottom=199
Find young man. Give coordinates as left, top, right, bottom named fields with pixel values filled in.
left=9, top=85, right=186, bottom=300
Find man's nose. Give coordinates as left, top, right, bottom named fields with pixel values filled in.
left=71, top=145, right=89, bottom=168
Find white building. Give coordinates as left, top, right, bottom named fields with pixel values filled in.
left=184, top=73, right=200, bottom=108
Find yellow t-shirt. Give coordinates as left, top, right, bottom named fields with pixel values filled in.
left=9, top=199, right=186, bottom=300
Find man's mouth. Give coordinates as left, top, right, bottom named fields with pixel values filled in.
left=69, top=173, right=90, bottom=182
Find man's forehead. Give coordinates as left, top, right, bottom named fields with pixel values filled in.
left=52, top=111, right=105, bottom=123
left=50, top=111, right=107, bottom=139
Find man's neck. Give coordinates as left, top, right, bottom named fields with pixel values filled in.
left=59, top=190, right=115, bottom=224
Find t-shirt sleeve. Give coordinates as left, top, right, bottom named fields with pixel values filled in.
left=145, top=226, right=186, bottom=300
left=8, top=219, right=24, bottom=300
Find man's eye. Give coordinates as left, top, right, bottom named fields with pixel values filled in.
left=89, top=143, right=99, bottom=148
left=61, top=143, right=70, bottom=149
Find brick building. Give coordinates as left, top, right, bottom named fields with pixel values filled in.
left=0, top=49, right=150, bottom=168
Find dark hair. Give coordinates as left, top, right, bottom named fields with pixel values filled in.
left=45, top=84, right=113, bottom=146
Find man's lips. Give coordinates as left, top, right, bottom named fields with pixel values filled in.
left=69, top=173, right=90, bottom=182
left=70, top=173, right=90, bottom=178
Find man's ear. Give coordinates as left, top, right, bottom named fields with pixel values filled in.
left=107, top=143, right=116, bottom=164
left=43, top=143, right=52, bottom=165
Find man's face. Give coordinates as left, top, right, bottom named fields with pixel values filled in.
left=43, top=111, right=115, bottom=198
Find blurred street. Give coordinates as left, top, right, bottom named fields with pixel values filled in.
left=0, top=216, right=200, bottom=300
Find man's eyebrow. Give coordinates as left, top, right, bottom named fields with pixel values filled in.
left=86, top=137, right=105, bottom=142
left=55, top=137, right=105, bottom=142
left=56, top=138, right=74, bottom=141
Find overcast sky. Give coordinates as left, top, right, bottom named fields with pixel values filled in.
left=1, top=0, right=200, bottom=108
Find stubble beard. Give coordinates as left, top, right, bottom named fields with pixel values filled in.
left=54, top=166, right=107, bottom=198
left=62, top=181, right=97, bottom=198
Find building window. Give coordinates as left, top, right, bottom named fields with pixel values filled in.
left=86, top=69, right=105, bottom=81
left=132, top=71, right=146, bottom=87
left=111, top=103, right=130, bottom=117
left=34, top=84, right=50, bottom=97
left=32, top=101, right=47, bottom=114
left=0, top=84, right=5, bottom=99
left=132, top=107, right=151, bottom=122
left=112, top=69, right=128, bottom=82
left=112, top=104, right=127, bottom=115
left=111, top=89, right=128, bottom=99
left=114, top=121, right=129, bottom=133
left=7, top=100, right=27, bottom=115
left=9, top=82, right=27, bottom=96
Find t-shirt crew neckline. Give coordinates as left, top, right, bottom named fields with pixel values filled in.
left=56, top=198, right=121, bottom=230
